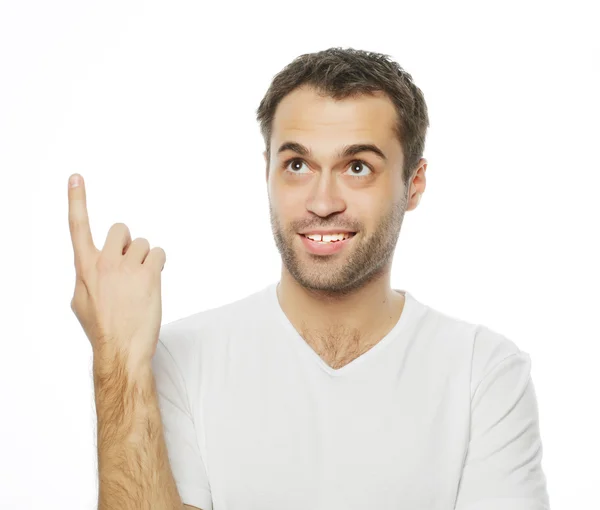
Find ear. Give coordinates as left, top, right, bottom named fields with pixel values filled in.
left=406, top=158, right=427, bottom=211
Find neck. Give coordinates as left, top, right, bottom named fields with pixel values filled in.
left=276, top=271, right=405, bottom=347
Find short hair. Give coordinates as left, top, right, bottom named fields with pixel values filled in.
left=256, top=47, right=430, bottom=186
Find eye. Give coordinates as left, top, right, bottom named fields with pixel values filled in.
left=345, top=160, right=372, bottom=177
left=285, top=158, right=310, bottom=175
left=283, top=158, right=373, bottom=179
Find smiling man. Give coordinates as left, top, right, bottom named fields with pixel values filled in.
left=266, top=85, right=417, bottom=371
left=151, top=48, right=550, bottom=509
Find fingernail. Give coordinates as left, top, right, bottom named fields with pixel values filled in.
left=70, top=175, right=81, bottom=188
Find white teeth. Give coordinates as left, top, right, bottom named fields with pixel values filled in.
left=305, top=233, right=352, bottom=243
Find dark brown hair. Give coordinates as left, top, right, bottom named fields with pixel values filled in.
left=256, top=47, right=430, bottom=186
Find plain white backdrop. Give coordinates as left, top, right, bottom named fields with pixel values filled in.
left=2, top=0, right=598, bottom=508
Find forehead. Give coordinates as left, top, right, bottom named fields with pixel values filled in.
left=271, top=86, right=398, bottom=148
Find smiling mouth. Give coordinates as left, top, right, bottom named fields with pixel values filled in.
left=300, top=232, right=357, bottom=243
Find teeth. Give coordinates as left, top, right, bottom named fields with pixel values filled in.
left=305, top=233, right=352, bottom=243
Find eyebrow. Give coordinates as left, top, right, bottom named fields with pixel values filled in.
left=277, top=141, right=388, bottom=162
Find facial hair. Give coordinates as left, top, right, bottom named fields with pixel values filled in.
left=268, top=189, right=408, bottom=299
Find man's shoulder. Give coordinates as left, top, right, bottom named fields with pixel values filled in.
left=413, top=297, right=524, bottom=387
left=152, top=283, right=274, bottom=384
left=471, top=321, right=525, bottom=377
left=158, top=282, right=273, bottom=350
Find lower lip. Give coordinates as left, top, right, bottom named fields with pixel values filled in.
left=299, top=233, right=356, bottom=255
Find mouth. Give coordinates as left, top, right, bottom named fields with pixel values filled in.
left=299, top=232, right=356, bottom=242
left=298, top=232, right=357, bottom=255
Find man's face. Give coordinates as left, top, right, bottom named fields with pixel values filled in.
left=266, top=85, right=412, bottom=295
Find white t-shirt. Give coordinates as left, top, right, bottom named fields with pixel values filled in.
left=151, top=281, right=550, bottom=510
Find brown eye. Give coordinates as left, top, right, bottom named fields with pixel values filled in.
left=345, top=160, right=373, bottom=177
left=290, top=159, right=305, bottom=172
left=284, top=158, right=310, bottom=175
left=283, top=158, right=373, bottom=179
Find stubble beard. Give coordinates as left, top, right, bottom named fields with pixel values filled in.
left=268, top=193, right=407, bottom=298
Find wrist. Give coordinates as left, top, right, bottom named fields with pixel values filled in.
left=93, top=347, right=153, bottom=391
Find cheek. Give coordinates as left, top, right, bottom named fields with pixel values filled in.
left=273, top=195, right=303, bottom=220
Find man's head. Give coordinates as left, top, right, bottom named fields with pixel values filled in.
left=255, top=47, right=429, bottom=296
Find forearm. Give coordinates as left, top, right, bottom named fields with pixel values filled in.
left=93, top=349, right=183, bottom=510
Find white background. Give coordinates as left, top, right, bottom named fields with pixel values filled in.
left=2, top=1, right=598, bottom=508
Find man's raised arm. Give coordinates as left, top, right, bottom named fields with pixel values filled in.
left=94, top=351, right=185, bottom=509
left=67, top=173, right=185, bottom=508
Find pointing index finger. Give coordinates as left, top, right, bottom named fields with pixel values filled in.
left=68, top=174, right=96, bottom=266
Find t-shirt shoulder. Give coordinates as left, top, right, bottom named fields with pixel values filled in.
left=409, top=296, right=526, bottom=400
left=156, top=283, right=272, bottom=364
left=469, top=323, right=526, bottom=398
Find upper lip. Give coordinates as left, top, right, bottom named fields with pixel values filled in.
left=299, top=229, right=356, bottom=235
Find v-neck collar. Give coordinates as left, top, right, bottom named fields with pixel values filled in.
left=267, top=281, right=416, bottom=377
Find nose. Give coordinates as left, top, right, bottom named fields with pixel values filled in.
left=305, top=173, right=347, bottom=218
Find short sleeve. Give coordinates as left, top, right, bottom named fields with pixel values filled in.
left=454, top=352, right=550, bottom=510
left=152, top=338, right=213, bottom=510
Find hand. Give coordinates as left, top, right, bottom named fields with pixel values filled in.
left=68, top=173, right=166, bottom=374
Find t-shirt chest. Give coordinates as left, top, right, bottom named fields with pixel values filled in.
left=201, top=365, right=469, bottom=509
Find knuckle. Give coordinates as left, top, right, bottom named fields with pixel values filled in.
left=70, top=296, right=81, bottom=315
left=151, top=246, right=166, bottom=261
left=110, top=222, right=130, bottom=237
left=133, top=237, right=150, bottom=249
left=148, top=246, right=166, bottom=271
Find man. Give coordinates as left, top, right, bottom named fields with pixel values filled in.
left=69, top=47, right=549, bottom=509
